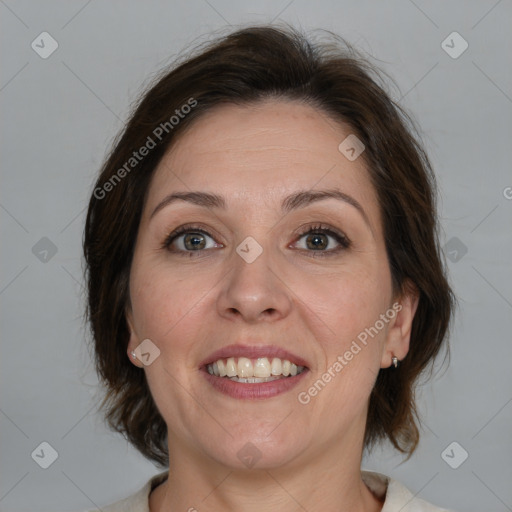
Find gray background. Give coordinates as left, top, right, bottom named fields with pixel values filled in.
left=1, top=1, right=511, bottom=511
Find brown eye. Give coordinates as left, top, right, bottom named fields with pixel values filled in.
left=293, top=225, right=350, bottom=255
left=304, top=232, right=329, bottom=250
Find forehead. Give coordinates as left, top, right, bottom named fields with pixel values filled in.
left=145, top=100, right=379, bottom=218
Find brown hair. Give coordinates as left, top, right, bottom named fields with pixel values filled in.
left=83, top=24, right=454, bottom=467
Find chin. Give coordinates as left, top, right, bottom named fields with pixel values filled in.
left=202, top=426, right=307, bottom=471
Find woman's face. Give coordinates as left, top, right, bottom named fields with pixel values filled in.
left=127, top=99, right=414, bottom=470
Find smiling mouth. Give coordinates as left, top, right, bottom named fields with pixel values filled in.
left=205, top=356, right=307, bottom=383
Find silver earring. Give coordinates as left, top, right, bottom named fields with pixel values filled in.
left=130, top=350, right=137, bottom=360
left=392, top=356, right=399, bottom=368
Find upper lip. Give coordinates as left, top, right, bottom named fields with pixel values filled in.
left=200, top=344, right=310, bottom=369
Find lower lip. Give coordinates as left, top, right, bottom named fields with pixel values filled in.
left=202, top=369, right=309, bottom=399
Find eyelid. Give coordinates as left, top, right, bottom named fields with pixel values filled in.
left=162, top=224, right=222, bottom=251
left=294, top=223, right=349, bottom=241
left=291, top=224, right=351, bottom=253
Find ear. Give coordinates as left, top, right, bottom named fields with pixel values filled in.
left=125, top=305, right=143, bottom=368
left=381, top=280, right=420, bottom=368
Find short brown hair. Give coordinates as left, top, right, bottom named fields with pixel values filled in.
left=83, top=24, right=454, bottom=467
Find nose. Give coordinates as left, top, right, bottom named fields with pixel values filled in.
left=216, top=241, right=293, bottom=324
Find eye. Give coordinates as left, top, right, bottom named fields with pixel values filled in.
left=163, top=224, right=222, bottom=253
left=292, top=224, right=350, bottom=255
left=162, top=223, right=350, bottom=257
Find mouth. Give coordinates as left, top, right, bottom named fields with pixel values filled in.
left=200, top=345, right=309, bottom=399
left=206, top=356, right=306, bottom=382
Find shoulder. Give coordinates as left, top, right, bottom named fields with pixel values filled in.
left=362, top=470, right=456, bottom=512
left=85, top=471, right=168, bottom=512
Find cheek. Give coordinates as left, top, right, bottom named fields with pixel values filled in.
left=301, top=269, right=392, bottom=408
left=129, top=257, right=218, bottom=351
left=307, top=264, right=392, bottom=340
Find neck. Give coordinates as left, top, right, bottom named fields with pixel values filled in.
left=150, top=434, right=384, bottom=512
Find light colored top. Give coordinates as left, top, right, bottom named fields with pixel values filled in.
left=90, top=470, right=455, bottom=512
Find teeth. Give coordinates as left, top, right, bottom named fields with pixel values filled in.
left=254, top=358, right=271, bottom=378
left=270, top=357, right=282, bottom=376
left=206, top=357, right=305, bottom=379
left=225, top=357, right=237, bottom=377
left=237, top=357, right=253, bottom=378
left=217, top=359, right=227, bottom=377
left=282, top=360, right=291, bottom=376
left=229, top=376, right=282, bottom=383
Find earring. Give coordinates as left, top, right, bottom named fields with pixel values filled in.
left=392, top=356, right=399, bottom=368
left=130, top=350, right=137, bottom=360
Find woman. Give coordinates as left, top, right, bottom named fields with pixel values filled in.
left=83, top=24, right=455, bottom=511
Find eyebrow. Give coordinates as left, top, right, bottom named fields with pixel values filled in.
left=150, top=188, right=371, bottom=227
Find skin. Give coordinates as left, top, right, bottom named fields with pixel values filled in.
left=126, top=99, right=419, bottom=512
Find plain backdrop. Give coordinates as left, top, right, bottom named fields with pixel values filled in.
left=1, top=1, right=511, bottom=511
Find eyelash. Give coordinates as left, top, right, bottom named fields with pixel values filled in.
left=162, top=223, right=351, bottom=257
